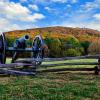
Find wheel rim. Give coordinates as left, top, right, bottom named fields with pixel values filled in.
left=32, top=35, right=44, bottom=65
left=0, top=33, right=6, bottom=64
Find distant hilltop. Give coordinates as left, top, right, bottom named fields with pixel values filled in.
left=5, top=26, right=100, bottom=42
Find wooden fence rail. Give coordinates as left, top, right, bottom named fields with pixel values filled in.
left=44, top=55, right=100, bottom=62
left=15, top=55, right=100, bottom=63
left=37, top=66, right=100, bottom=75
left=37, top=68, right=95, bottom=73
left=41, top=62, right=98, bottom=68
left=0, top=55, right=99, bottom=75
left=0, top=63, right=32, bottom=68
left=14, top=55, right=100, bottom=75
left=0, top=69, right=35, bottom=76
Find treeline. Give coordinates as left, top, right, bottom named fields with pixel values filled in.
left=6, top=34, right=100, bottom=58
left=5, top=26, right=100, bottom=57
left=44, top=35, right=100, bottom=57
left=44, top=35, right=87, bottom=57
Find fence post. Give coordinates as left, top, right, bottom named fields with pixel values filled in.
left=94, top=58, right=100, bottom=75
left=98, top=58, right=100, bottom=65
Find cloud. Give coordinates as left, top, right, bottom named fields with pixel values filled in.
left=0, top=1, right=45, bottom=22
left=44, top=6, right=56, bottom=12
left=0, top=17, right=39, bottom=32
left=44, top=6, right=63, bottom=15
left=61, top=21, right=100, bottom=31
left=93, top=13, right=100, bottom=20
left=28, top=13, right=45, bottom=21
left=81, top=0, right=100, bottom=12
left=45, top=7, right=51, bottom=11
left=0, top=18, right=21, bottom=32
left=0, top=0, right=45, bottom=32
left=29, top=4, right=39, bottom=11
left=71, top=0, right=77, bottom=4
left=66, top=4, right=71, bottom=8
left=52, top=0, right=77, bottom=3
left=20, top=0, right=27, bottom=3
left=28, top=0, right=77, bottom=4
left=51, top=0, right=67, bottom=3
left=59, top=0, right=100, bottom=31
left=0, top=0, right=9, bottom=2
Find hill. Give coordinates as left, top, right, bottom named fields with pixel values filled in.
left=5, top=26, right=100, bottom=42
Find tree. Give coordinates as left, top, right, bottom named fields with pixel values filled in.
left=88, top=40, right=100, bottom=54
left=81, top=41, right=90, bottom=55
left=65, top=35, right=80, bottom=48
left=44, top=37, right=61, bottom=57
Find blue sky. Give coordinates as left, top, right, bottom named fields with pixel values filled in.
left=0, top=0, right=100, bottom=32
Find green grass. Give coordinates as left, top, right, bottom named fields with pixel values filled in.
left=0, top=58, right=99, bottom=100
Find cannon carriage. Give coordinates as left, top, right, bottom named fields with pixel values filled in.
left=0, top=33, right=45, bottom=75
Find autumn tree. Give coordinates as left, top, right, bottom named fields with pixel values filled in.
left=45, top=37, right=61, bottom=57
left=88, top=39, right=100, bottom=54
left=65, top=35, right=80, bottom=48
left=81, top=41, right=90, bottom=55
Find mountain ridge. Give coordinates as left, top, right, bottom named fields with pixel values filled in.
left=5, top=26, right=100, bottom=42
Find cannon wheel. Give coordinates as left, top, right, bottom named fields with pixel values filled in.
left=32, top=35, right=44, bottom=66
left=0, top=33, right=6, bottom=64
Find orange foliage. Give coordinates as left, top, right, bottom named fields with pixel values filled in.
left=5, top=26, right=100, bottom=42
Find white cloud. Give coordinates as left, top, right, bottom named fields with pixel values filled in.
left=0, top=18, right=20, bottom=32
left=66, top=4, right=71, bottom=8
left=71, top=0, right=77, bottom=3
left=52, top=0, right=77, bottom=3
left=27, top=13, right=45, bottom=21
left=29, top=4, right=39, bottom=11
left=45, top=6, right=58, bottom=14
left=44, top=6, right=61, bottom=15
left=0, top=0, right=45, bottom=32
left=57, top=0, right=100, bottom=31
left=61, top=21, right=100, bottom=31
left=81, top=0, right=100, bottom=12
left=20, top=0, right=27, bottom=3
left=29, top=0, right=77, bottom=4
left=0, top=17, right=39, bottom=32
left=45, top=7, right=52, bottom=11
left=51, top=0, right=67, bottom=3
left=0, top=1, right=45, bottom=22
left=0, top=0, right=9, bottom=2
left=93, top=13, right=100, bottom=20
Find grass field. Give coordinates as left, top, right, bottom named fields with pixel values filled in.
left=0, top=59, right=100, bottom=100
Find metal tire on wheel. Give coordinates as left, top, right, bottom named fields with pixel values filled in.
left=32, top=35, right=44, bottom=66
left=0, top=33, right=6, bottom=64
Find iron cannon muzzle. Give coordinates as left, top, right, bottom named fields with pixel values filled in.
left=24, top=35, right=29, bottom=40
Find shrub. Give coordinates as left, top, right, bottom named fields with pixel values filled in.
left=6, top=38, right=15, bottom=47
left=64, top=49, right=81, bottom=57
left=81, top=41, right=91, bottom=55
left=77, top=47, right=84, bottom=55
left=66, top=35, right=80, bottom=48
left=43, top=45, right=49, bottom=57
left=88, top=40, right=100, bottom=54
left=44, top=37, right=61, bottom=57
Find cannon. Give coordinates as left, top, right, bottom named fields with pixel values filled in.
left=13, top=35, right=29, bottom=49
left=0, top=33, right=45, bottom=65
left=11, top=35, right=30, bottom=63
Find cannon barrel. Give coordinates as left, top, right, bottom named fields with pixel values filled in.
left=18, top=35, right=29, bottom=42
left=13, top=35, right=29, bottom=48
